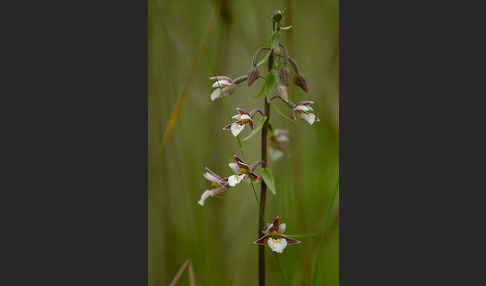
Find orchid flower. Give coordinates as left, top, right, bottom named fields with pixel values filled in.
left=269, top=129, right=289, bottom=161
left=209, top=75, right=236, bottom=101
left=198, top=168, right=229, bottom=206
left=227, top=155, right=261, bottom=187
left=290, top=101, right=320, bottom=125
left=223, top=108, right=256, bottom=137
left=254, top=216, right=301, bottom=253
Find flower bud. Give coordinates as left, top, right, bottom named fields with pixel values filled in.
left=276, top=85, right=288, bottom=101
left=279, top=66, right=290, bottom=86
left=233, top=75, right=248, bottom=85
left=247, top=66, right=260, bottom=86
left=293, top=73, right=308, bottom=92
left=273, top=10, right=282, bottom=23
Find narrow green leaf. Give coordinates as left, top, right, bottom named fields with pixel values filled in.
left=242, top=116, right=267, bottom=142
left=256, top=51, right=271, bottom=67
left=261, top=168, right=276, bottom=195
left=253, top=72, right=275, bottom=99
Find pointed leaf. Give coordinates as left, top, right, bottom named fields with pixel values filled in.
left=242, top=116, right=267, bottom=142
left=257, top=51, right=272, bottom=67
left=253, top=72, right=275, bottom=99
left=261, top=168, right=276, bottom=195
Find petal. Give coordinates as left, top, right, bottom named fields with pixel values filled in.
left=212, top=79, right=231, bottom=88
left=267, top=237, right=288, bottom=253
left=221, top=83, right=236, bottom=95
left=273, top=217, right=280, bottom=228
left=232, top=114, right=242, bottom=120
left=297, top=100, right=314, bottom=105
left=239, top=114, right=252, bottom=121
left=203, top=169, right=221, bottom=183
left=223, top=123, right=232, bottom=130
left=254, top=234, right=269, bottom=245
left=210, top=75, right=232, bottom=82
left=210, top=187, right=227, bottom=198
left=230, top=123, right=245, bottom=137
left=228, top=174, right=247, bottom=187
left=210, top=88, right=222, bottom=101
left=278, top=223, right=286, bottom=234
left=249, top=173, right=260, bottom=181
left=236, top=107, right=250, bottom=115
left=282, top=235, right=301, bottom=245
left=234, top=155, right=250, bottom=169
left=228, top=162, right=239, bottom=173
left=294, top=105, right=311, bottom=112
left=197, top=190, right=211, bottom=206
left=301, top=113, right=317, bottom=125
left=264, top=223, right=273, bottom=233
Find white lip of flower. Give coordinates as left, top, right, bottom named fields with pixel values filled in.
left=197, top=190, right=212, bottom=206
left=230, top=123, right=246, bottom=137
left=267, top=237, right=288, bottom=253
left=298, top=112, right=317, bottom=125
left=228, top=174, right=246, bottom=187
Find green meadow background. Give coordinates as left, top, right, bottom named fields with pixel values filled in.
left=149, top=0, right=339, bottom=285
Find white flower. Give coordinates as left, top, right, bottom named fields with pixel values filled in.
left=209, top=76, right=236, bottom=101
left=291, top=101, right=320, bottom=125
left=267, top=237, right=288, bottom=253
left=224, top=108, right=255, bottom=137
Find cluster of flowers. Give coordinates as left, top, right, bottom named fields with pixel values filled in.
left=198, top=10, right=314, bottom=253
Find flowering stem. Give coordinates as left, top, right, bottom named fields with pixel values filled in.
left=258, top=95, right=269, bottom=286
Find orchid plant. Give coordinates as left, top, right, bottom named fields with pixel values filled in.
left=198, top=10, right=318, bottom=285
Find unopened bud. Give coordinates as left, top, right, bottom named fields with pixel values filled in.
left=276, top=85, right=288, bottom=101
left=294, top=73, right=308, bottom=92
left=247, top=66, right=260, bottom=86
left=234, top=75, right=248, bottom=84
left=273, top=10, right=282, bottom=23
left=279, top=66, right=290, bottom=86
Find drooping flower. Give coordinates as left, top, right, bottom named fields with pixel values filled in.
left=209, top=76, right=236, bottom=101
left=269, top=129, right=289, bottom=161
left=227, top=155, right=261, bottom=187
left=198, top=168, right=229, bottom=206
left=290, top=101, right=320, bottom=125
left=223, top=108, right=255, bottom=137
left=254, top=216, right=301, bottom=253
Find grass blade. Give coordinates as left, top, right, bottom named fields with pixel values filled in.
left=161, top=2, right=221, bottom=152
left=169, top=259, right=190, bottom=286
left=188, top=261, right=196, bottom=286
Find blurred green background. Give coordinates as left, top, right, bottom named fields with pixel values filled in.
left=149, top=0, right=338, bottom=285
